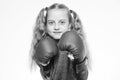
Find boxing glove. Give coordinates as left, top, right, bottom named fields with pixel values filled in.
left=35, top=36, right=58, bottom=65
left=58, top=31, right=85, bottom=63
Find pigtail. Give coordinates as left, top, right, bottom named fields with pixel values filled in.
left=34, top=7, right=47, bottom=40
left=70, top=10, right=91, bottom=70
left=70, top=10, right=84, bottom=37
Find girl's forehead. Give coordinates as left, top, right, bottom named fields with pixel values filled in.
left=47, top=9, right=69, bottom=20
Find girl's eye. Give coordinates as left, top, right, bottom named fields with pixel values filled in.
left=60, top=21, right=65, bottom=25
left=48, top=21, right=54, bottom=25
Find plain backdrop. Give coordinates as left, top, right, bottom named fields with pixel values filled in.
left=0, top=0, right=120, bottom=80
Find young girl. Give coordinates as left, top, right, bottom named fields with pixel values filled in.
left=30, top=3, right=90, bottom=80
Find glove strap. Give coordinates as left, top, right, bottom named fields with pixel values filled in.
left=74, top=57, right=88, bottom=80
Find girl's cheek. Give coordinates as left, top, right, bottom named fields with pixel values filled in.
left=63, top=24, right=69, bottom=30
left=47, top=25, right=53, bottom=30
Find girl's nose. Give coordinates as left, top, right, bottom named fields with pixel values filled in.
left=54, top=24, right=60, bottom=30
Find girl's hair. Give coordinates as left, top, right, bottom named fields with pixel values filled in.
left=29, top=3, right=91, bottom=70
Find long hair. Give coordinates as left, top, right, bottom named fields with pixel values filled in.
left=29, top=3, right=91, bottom=71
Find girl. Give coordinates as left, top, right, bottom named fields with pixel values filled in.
left=30, top=3, right=90, bottom=80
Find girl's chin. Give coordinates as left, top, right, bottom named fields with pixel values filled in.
left=48, top=32, right=63, bottom=40
left=52, top=36, right=61, bottom=40
left=52, top=34, right=62, bottom=40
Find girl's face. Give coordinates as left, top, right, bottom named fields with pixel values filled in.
left=46, top=9, right=70, bottom=39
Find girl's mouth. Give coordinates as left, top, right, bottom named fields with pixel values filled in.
left=53, top=32, right=62, bottom=34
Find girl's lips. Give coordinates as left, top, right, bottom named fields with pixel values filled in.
left=53, top=32, right=62, bottom=33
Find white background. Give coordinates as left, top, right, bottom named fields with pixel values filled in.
left=0, top=0, right=120, bottom=80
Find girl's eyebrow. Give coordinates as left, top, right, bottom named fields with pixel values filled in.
left=60, top=19, right=66, bottom=21
left=47, top=19, right=67, bottom=22
left=59, top=19, right=67, bottom=22
left=59, top=19, right=67, bottom=21
left=47, top=20, right=55, bottom=22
